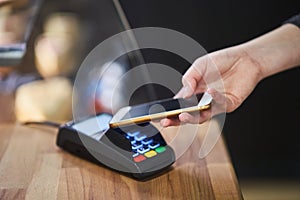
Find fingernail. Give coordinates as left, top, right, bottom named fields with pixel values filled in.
left=179, top=114, right=188, bottom=123
left=160, top=119, right=167, bottom=127
left=182, top=86, right=192, bottom=98
left=174, top=93, right=180, bottom=98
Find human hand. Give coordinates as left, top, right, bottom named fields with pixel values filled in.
left=161, top=24, right=300, bottom=127
left=161, top=45, right=263, bottom=127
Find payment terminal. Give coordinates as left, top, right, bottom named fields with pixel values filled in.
left=56, top=113, right=175, bottom=180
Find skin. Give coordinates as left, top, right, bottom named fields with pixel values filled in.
left=161, top=24, right=300, bottom=127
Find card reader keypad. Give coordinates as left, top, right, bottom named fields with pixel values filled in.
left=124, top=131, right=166, bottom=163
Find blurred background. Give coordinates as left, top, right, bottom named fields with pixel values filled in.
left=0, top=0, right=300, bottom=199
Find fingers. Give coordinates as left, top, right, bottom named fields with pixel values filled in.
left=177, top=57, right=209, bottom=98
left=160, top=118, right=182, bottom=127
left=176, top=54, right=219, bottom=98
left=160, top=109, right=212, bottom=127
left=174, top=73, right=203, bottom=99
left=181, top=78, right=197, bottom=98
left=163, top=88, right=229, bottom=127
left=176, top=79, right=198, bottom=99
left=178, top=112, right=200, bottom=124
left=208, top=88, right=242, bottom=113
left=183, top=57, right=207, bottom=86
left=179, top=110, right=211, bottom=124
left=174, top=87, right=186, bottom=99
left=207, top=88, right=226, bottom=105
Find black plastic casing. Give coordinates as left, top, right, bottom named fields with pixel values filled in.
left=56, top=120, right=175, bottom=180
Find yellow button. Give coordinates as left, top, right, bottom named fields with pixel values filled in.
left=144, top=150, right=157, bottom=158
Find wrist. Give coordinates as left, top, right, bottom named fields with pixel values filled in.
left=238, top=43, right=267, bottom=81
left=233, top=44, right=265, bottom=82
left=241, top=24, right=300, bottom=79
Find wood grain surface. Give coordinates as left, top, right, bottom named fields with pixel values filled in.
left=0, top=119, right=243, bottom=200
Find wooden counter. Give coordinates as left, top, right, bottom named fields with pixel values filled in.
left=0, top=118, right=243, bottom=199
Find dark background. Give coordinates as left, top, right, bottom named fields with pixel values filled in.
left=119, top=0, right=300, bottom=179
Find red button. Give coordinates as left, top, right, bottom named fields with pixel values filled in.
left=134, top=155, right=146, bottom=163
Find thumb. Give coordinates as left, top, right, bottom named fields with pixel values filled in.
left=174, top=85, right=194, bottom=99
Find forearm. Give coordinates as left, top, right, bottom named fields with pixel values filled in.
left=242, top=24, right=300, bottom=79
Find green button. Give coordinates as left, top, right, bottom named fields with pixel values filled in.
left=155, top=146, right=166, bottom=153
